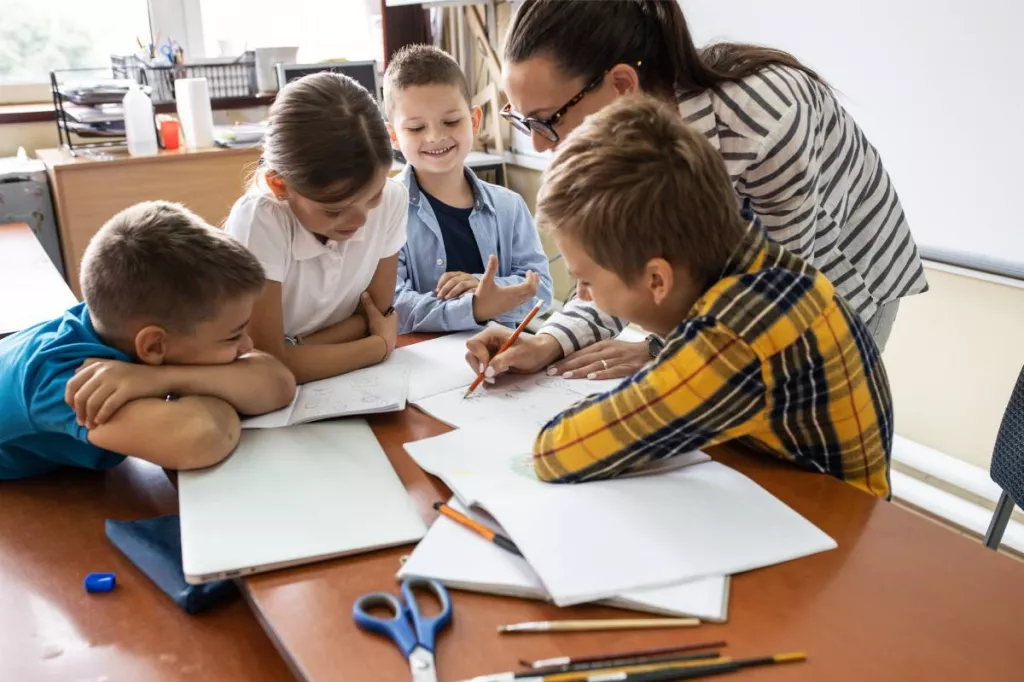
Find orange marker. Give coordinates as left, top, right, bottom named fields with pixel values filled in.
left=464, top=301, right=543, bottom=399
left=433, top=501, right=523, bottom=557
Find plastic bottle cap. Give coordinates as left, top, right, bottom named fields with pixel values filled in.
left=84, top=572, right=117, bottom=593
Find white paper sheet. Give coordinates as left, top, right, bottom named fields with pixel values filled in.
left=389, top=332, right=479, bottom=402
left=242, top=365, right=409, bottom=429
left=399, top=498, right=730, bottom=621
left=404, top=427, right=836, bottom=606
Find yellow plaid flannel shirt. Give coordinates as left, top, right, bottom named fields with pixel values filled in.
left=534, top=224, right=893, bottom=498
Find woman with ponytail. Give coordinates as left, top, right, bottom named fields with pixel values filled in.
left=471, top=0, right=926, bottom=379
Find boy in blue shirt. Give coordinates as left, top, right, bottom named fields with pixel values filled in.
left=384, top=44, right=553, bottom=333
left=0, top=201, right=296, bottom=480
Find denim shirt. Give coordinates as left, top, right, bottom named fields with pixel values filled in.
left=394, top=165, right=553, bottom=333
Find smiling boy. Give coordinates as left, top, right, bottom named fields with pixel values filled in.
left=384, top=44, right=552, bottom=333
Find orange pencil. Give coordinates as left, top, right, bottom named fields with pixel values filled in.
left=464, top=301, right=543, bottom=399
left=433, top=501, right=523, bottom=556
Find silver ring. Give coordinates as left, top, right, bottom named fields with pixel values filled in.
left=601, top=359, right=608, bottom=370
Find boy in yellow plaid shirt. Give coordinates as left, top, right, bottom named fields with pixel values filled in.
left=466, top=96, right=893, bottom=498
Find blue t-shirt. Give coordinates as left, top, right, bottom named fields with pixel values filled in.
left=421, top=189, right=486, bottom=276
left=0, top=302, right=131, bottom=480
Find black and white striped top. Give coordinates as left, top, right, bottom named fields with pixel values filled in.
left=540, top=64, right=928, bottom=355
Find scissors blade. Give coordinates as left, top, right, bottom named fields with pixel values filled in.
left=408, top=647, right=438, bottom=682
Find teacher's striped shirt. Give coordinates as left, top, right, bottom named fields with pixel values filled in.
left=534, top=223, right=894, bottom=498
left=540, top=64, right=928, bottom=356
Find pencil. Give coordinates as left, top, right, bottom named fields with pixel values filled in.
left=464, top=301, right=543, bottom=398
left=521, top=642, right=727, bottom=670
left=433, top=501, right=523, bottom=556
left=460, top=656, right=730, bottom=682
left=524, top=652, right=721, bottom=677
left=460, top=653, right=722, bottom=682
left=587, top=652, right=807, bottom=681
left=498, top=618, right=700, bottom=633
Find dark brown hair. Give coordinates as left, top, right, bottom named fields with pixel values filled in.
left=383, top=44, right=472, bottom=118
left=536, top=96, right=746, bottom=286
left=505, top=0, right=824, bottom=101
left=262, top=72, right=392, bottom=203
left=81, top=201, right=265, bottom=337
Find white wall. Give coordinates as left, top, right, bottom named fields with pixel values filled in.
left=681, top=0, right=1024, bottom=274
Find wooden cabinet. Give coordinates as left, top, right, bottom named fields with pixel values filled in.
left=38, top=146, right=262, bottom=297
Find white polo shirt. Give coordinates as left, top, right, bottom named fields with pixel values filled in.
left=225, top=180, right=408, bottom=338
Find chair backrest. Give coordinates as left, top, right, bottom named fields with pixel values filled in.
left=991, top=365, right=1024, bottom=507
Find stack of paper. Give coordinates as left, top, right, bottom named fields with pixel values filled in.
left=403, top=425, right=837, bottom=606
left=399, top=498, right=731, bottom=621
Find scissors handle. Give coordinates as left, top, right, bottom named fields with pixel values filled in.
left=401, top=578, right=453, bottom=653
left=352, top=591, right=418, bottom=657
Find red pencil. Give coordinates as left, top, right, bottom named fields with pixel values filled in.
left=463, top=301, right=543, bottom=399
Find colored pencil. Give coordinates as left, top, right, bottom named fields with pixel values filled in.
left=520, top=642, right=727, bottom=670
left=586, top=652, right=807, bottom=681
left=521, top=652, right=722, bottom=678
left=464, top=301, right=543, bottom=398
left=433, top=501, right=523, bottom=556
left=499, top=618, right=700, bottom=634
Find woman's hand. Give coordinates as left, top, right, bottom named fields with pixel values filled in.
left=550, top=340, right=651, bottom=380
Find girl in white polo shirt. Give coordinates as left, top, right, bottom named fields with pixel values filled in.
left=226, top=72, right=407, bottom=384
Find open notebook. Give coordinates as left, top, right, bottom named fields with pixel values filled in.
left=399, top=498, right=730, bottom=621
left=242, top=365, right=409, bottom=429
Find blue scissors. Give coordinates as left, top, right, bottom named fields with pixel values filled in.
left=353, top=578, right=453, bottom=682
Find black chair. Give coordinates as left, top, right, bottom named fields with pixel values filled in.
left=984, top=365, right=1024, bottom=549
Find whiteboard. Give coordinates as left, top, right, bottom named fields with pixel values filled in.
left=682, top=0, right=1024, bottom=276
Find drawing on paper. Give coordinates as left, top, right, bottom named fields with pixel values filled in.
left=509, top=454, right=539, bottom=481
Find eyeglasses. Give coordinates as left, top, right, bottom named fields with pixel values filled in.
left=500, top=62, right=641, bottom=144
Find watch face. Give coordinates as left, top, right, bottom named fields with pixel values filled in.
left=647, top=335, right=663, bottom=357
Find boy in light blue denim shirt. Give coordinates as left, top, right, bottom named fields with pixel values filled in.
left=384, top=45, right=552, bottom=333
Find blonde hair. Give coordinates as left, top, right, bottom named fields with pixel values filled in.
left=81, top=201, right=265, bottom=336
left=383, top=44, right=472, bottom=119
left=260, top=72, right=392, bottom=203
left=536, top=95, right=746, bottom=285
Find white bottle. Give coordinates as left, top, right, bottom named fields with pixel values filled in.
left=123, top=82, right=158, bottom=156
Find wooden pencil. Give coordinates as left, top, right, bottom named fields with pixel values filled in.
left=464, top=301, right=543, bottom=398
left=520, top=642, right=727, bottom=669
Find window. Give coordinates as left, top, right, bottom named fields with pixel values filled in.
left=198, top=0, right=381, bottom=64
left=0, top=0, right=152, bottom=85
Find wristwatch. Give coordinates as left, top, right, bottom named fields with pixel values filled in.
left=646, top=334, right=664, bottom=358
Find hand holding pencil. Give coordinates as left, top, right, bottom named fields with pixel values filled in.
left=464, top=302, right=562, bottom=390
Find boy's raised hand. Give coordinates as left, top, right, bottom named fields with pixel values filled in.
left=472, top=255, right=540, bottom=323
left=65, top=359, right=166, bottom=429
left=361, top=292, right=398, bottom=358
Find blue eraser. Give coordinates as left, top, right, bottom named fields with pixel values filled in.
left=84, top=572, right=116, bottom=593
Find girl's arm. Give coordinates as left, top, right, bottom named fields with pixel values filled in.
left=300, top=314, right=368, bottom=345
left=249, top=280, right=390, bottom=384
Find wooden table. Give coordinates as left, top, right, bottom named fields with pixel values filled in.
left=241, top=336, right=1024, bottom=682
left=0, top=222, right=77, bottom=338
left=37, top=146, right=262, bottom=298
left=0, top=458, right=293, bottom=682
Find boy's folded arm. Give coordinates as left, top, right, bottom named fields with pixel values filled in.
left=489, top=196, right=555, bottom=322
left=87, top=396, right=241, bottom=471
left=533, top=326, right=765, bottom=483
left=163, top=352, right=296, bottom=416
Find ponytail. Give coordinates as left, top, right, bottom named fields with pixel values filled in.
left=505, top=0, right=826, bottom=101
